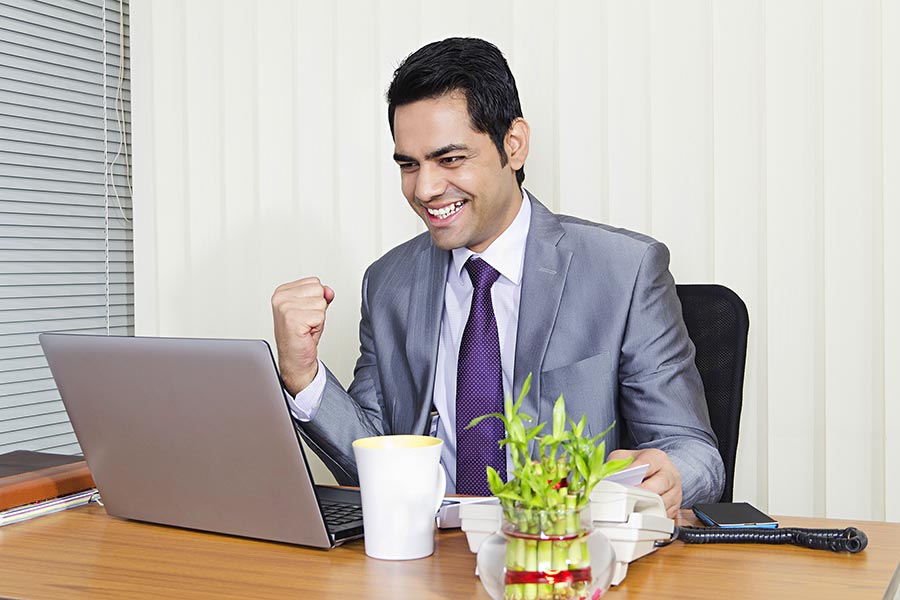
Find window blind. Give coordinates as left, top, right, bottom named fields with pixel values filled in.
left=0, top=0, right=132, bottom=455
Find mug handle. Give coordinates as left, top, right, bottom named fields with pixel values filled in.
left=433, top=465, right=447, bottom=513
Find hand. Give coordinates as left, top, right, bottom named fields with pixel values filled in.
left=271, top=277, right=335, bottom=396
left=607, top=448, right=682, bottom=519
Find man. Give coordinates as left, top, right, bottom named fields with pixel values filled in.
left=272, top=38, right=724, bottom=517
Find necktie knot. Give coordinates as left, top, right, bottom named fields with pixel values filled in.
left=465, top=257, right=500, bottom=290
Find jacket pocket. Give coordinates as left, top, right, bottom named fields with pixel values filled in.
left=540, top=351, right=615, bottom=437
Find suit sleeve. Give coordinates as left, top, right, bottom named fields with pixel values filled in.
left=618, top=242, right=725, bottom=506
left=294, top=269, right=387, bottom=485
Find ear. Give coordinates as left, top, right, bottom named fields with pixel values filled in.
left=504, top=118, right=530, bottom=171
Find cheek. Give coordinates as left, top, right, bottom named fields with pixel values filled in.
left=400, top=174, right=417, bottom=203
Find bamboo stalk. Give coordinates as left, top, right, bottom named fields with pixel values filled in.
left=537, top=540, right=553, bottom=597
left=524, top=539, right=538, bottom=600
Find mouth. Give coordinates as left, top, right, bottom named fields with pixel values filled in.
left=425, top=200, right=466, bottom=221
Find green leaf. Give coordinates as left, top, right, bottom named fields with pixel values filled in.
left=509, top=417, right=526, bottom=443
left=552, top=395, right=565, bottom=439
left=516, top=373, right=532, bottom=411
left=466, top=412, right=505, bottom=430
left=588, top=441, right=607, bottom=481
left=575, top=454, right=590, bottom=482
left=589, top=420, right=617, bottom=445
left=486, top=466, right=505, bottom=495
left=524, top=422, right=546, bottom=443
left=495, top=490, right=526, bottom=503
left=569, top=414, right=587, bottom=438
left=597, top=457, right=634, bottom=478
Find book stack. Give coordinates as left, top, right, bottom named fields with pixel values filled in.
left=458, top=481, right=675, bottom=586
left=0, top=450, right=98, bottom=526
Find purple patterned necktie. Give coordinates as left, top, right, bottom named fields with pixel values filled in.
left=456, top=257, right=506, bottom=496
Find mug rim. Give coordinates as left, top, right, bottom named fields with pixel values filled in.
left=352, top=434, right=443, bottom=450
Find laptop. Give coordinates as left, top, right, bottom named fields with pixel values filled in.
left=39, top=333, right=364, bottom=548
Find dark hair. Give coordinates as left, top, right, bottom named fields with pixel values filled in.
left=387, top=37, right=525, bottom=186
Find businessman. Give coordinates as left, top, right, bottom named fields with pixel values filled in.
left=272, top=38, right=724, bottom=516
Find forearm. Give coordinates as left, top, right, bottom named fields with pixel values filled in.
left=293, top=271, right=388, bottom=483
left=295, top=365, right=386, bottom=483
left=637, top=434, right=725, bottom=507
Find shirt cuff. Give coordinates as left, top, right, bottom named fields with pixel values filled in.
left=284, top=360, right=327, bottom=422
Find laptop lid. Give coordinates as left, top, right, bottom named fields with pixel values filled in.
left=39, top=333, right=357, bottom=548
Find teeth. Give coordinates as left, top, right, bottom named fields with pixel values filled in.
left=426, top=201, right=465, bottom=219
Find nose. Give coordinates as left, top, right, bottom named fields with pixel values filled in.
left=414, top=164, right=448, bottom=204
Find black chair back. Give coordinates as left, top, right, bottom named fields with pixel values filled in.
left=676, top=284, right=749, bottom=502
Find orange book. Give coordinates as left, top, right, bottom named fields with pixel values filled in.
left=0, top=450, right=95, bottom=512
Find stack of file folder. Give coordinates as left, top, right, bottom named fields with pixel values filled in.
left=0, top=450, right=98, bottom=527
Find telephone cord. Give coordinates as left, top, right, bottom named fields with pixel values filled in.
left=664, top=525, right=867, bottom=553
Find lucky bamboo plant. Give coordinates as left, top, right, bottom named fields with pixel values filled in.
left=468, top=374, right=632, bottom=600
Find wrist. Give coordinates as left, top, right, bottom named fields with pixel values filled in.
left=282, top=362, right=319, bottom=397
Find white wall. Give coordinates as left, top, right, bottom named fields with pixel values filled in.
left=130, top=0, right=899, bottom=521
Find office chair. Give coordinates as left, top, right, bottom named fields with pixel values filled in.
left=676, top=284, right=750, bottom=502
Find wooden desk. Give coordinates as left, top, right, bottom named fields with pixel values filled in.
left=0, top=504, right=897, bottom=599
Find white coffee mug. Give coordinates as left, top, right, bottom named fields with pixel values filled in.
left=352, top=435, right=446, bottom=560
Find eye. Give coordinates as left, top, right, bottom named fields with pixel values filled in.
left=398, top=162, right=419, bottom=172
left=440, top=156, right=464, bottom=166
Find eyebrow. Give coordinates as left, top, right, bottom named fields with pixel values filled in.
left=393, top=144, right=469, bottom=163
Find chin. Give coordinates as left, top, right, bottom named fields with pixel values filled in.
left=429, top=237, right=462, bottom=251
left=426, top=230, right=465, bottom=251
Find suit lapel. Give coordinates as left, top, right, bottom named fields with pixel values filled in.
left=402, top=241, right=449, bottom=433
left=514, top=197, right=572, bottom=425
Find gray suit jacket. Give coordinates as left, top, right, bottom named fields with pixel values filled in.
left=298, top=195, right=725, bottom=506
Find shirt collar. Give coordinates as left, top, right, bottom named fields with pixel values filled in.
left=451, top=190, right=532, bottom=286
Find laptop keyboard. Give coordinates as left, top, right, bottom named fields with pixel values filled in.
left=320, top=499, right=363, bottom=528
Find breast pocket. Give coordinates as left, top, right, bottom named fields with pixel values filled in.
left=540, top=351, right=616, bottom=438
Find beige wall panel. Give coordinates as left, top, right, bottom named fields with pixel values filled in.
left=885, top=0, right=900, bottom=524
left=420, top=0, right=470, bottom=45
left=648, top=0, right=713, bottom=284
left=711, top=0, right=765, bottom=507
left=511, top=0, right=556, bottom=208
left=557, top=0, right=608, bottom=222
left=220, top=1, right=264, bottom=339
left=822, top=0, right=883, bottom=520
left=764, top=0, right=823, bottom=516
left=606, top=0, right=651, bottom=233
left=377, top=2, right=423, bottom=256
left=184, top=0, right=226, bottom=336
left=466, top=0, right=514, bottom=55
left=324, top=1, right=380, bottom=385
left=131, top=0, right=159, bottom=334
left=148, top=1, right=191, bottom=336
left=290, top=0, right=337, bottom=309
left=256, top=0, right=300, bottom=334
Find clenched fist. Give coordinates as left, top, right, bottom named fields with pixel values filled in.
left=271, top=277, right=335, bottom=396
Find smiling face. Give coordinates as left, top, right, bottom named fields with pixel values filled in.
left=392, top=93, right=529, bottom=253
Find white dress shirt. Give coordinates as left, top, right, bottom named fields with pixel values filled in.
left=289, top=193, right=532, bottom=493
